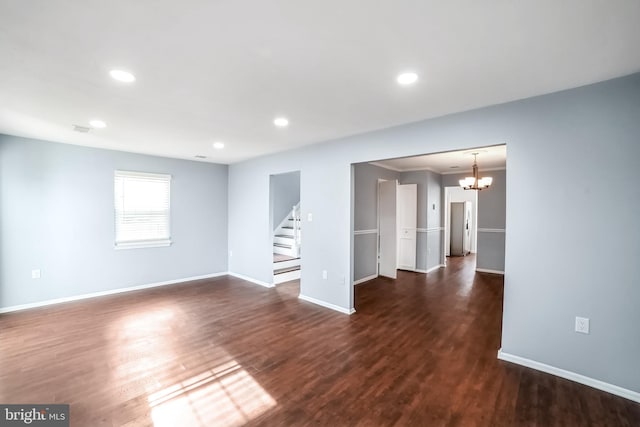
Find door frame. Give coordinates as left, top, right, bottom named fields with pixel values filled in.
left=377, top=178, right=397, bottom=279
left=397, top=183, right=417, bottom=271
left=443, top=186, right=478, bottom=266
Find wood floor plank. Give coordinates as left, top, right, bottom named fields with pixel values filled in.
left=1, top=256, right=638, bottom=426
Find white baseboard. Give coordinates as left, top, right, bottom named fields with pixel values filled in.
left=0, top=272, right=228, bottom=314
left=497, top=349, right=640, bottom=403
left=227, top=272, right=274, bottom=288
left=476, top=268, right=505, bottom=275
left=426, top=264, right=445, bottom=274
left=298, top=294, right=355, bottom=315
left=415, top=264, right=445, bottom=274
left=354, top=274, right=378, bottom=285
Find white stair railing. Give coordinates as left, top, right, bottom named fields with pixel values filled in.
left=291, top=204, right=301, bottom=257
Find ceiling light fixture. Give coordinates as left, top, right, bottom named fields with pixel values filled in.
left=397, top=72, right=418, bottom=86
left=212, top=142, right=225, bottom=149
left=459, top=153, right=493, bottom=190
left=89, top=120, right=106, bottom=129
left=273, top=117, right=289, bottom=127
left=109, top=69, right=136, bottom=83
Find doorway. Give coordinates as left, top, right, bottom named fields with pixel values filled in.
left=269, top=171, right=301, bottom=286
left=377, top=180, right=418, bottom=279
left=443, top=186, right=478, bottom=267
left=351, top=144, right=506, bottom=291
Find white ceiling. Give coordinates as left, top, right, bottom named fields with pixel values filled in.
left=1, top=1, right=639, bottom=164
left=371, top=145, right=506, bottom=174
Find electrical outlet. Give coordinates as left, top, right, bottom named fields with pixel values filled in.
left=322, top=270, right=327, bottom=280
left=575, top=316, right=590, bottom=334
left=32, top=269, right=41, bottom=279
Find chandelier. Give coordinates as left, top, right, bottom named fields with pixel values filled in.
left=459, top=153, right=493, bottom=190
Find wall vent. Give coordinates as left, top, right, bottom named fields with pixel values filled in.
left=73, top=125, right=91, bottom=133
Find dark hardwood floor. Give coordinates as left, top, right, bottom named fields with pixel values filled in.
left=1, top=256, right=638, bottom=426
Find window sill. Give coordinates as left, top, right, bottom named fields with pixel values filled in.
left=114, top=240, right=172, bottom=250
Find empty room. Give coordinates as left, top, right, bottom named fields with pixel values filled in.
left=1, top=1, right=639, bottom=426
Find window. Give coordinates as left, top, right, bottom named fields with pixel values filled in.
left=114, top=170, right=171, bottom=249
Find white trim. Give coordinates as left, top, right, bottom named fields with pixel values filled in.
left=497, top=349, right=640, bottom=403
left=0, top=272, right=227, bottom=314
left=114, top=239, right=172, bottom=250
left=115, top=170, right=172, bottom=180
left=353, top=229, right=378, bottom=235
left=415, top=264, right=445, bottom=274
left=369, top=163, right=507, bottom=175
left=227, top=272, right=275, bottom=288
left=426, top=264, right=444, bottom=273
left=477, top=228, right=505, bottom=233
left=440, top=166, right=506, bottom=175
left=417, top=227, right=444, bottom=233
left=369, top=161, right=403, bottom=172
left=476, top=268, right=505, bottom=275
left=388, top=165, right=439, bottom=173
left=354, top=274, right=378, bottom=285
left=298, top=294, right=355, bottom=315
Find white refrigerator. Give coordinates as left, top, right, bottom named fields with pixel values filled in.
left=450, top=201, right=471, bottom=256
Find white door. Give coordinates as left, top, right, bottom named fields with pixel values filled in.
left=397, top=184, right=417, bottom=271
left=378, top=180, right=397, bottom=279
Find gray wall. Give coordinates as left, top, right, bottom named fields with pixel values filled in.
left=444, top=170, right=506, bottom=271
left=0, top=135, right=228, bottom=309
left=228, top=73, right=640, bottom=393
left=270, top=171, right=300, bottom=230
left=353, top=163, right=399, bottom=281
left=353, top=163, right=399, bottom=230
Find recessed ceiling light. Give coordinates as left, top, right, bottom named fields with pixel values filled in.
left=109, top=69, right=136, bottom=83
left=89, top=120, right=106, bottom=129
left=274, top=117, right=289, bottom=127
left=212, top=142, right=225, bottom=149
left=397, top=72, right=418, bottom=86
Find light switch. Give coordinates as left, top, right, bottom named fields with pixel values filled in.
left=307, top=213, right=313, bottom=222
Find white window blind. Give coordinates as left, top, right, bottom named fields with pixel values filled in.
left=114, top=170, right=171, bottom=249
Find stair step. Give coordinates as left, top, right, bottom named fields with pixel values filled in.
left=273, top=254, right=299, bottom=263
left=273, top=268, right=301, bottom=284
left=275, top=234, right=294, bottom=239
left=282, top=226, right=294, bottom=230
left=274, top=243, right=292, bottom=249
left=274, top=265, right=301, bottom=275
left=273, top=257, right=300, bottom=271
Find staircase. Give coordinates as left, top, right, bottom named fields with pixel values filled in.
left=273, top=204, right=301, bottom=284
